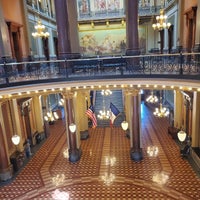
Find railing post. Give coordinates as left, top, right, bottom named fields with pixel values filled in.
left=3, top=62, right=9, bottom=86
left=65, top=58, right=68, bottom=78
left=180, top=52, right=183, bottom=75
left=120, top=56, right=124, bottom=75
left=142, top=56, right=145, bottom=73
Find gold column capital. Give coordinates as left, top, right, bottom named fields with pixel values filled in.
left=124, top=89, right=140, bottom=96
left=62, top=91, right=76, bottom=99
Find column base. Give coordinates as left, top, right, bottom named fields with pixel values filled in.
left=126, top=49, right=140, bottom=56
left=130, top=148, right=143, bottom=162
left=58, top=53, right=81, bottom=60
left=0, top=165, right=13, bottom=182
left=193, top=44, right=200, bottom=52
left=69, top=148, right=82, bottom=163
left=176, top=45, right=183, bottom=53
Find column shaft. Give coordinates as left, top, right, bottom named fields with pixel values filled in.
left=0, top=123, right=12, bottom=181
left=129, top=90, right=143, bottom=161
left=64, top=92, right=81, bottom=162
left=54, top=0, right=71, bottom=58
left=126, top=0, right=140, bottom=55
left=174, top=90, right=183, bottom=128
left=191, top=92, right=200, bottom=147
left=32, top=96, right=44, bottom=134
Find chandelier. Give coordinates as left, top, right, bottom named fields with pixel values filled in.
left=101, top=89, right=112, bottom=96
left=97, top=90, right=111, bottom=120
left=146, top=91, right=158, bottom=103
left=153, top=103, right=169, bottom=117
left=44, top=111, right=59, bottom=124
left=32, top=19, right=50, bottom=38
left=152, top=9, right=171, bottom=30
left=97, top=109, right=110, bottom=120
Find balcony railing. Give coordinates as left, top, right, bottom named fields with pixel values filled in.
left=0, top=53, right=200, bottom=88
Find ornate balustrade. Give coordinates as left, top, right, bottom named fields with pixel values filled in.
left=0, top=52, right=200, bottom=88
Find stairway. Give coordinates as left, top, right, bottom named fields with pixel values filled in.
left=94, top=90, right=125, bottom=127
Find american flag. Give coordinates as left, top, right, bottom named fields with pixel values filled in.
left=86, top=105, right=97, bottom=128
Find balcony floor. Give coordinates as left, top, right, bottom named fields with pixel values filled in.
left=0, top=103, right=199, bottom=200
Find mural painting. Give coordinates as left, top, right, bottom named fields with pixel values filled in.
left=79, top=26, right=146, bottom=56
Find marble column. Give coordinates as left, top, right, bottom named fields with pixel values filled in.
left=63, top=92, right=81, bottom=162
left=194, top=0, right=200, bottom=51
left=176, top=0, right=184, bottom=52
left=174, top=90, right=183, bottom=128
left=191, top=92, right=200, bottom=147
left=0, top=1, right=12, bottom=59
left=11, top=99, right=23, bottom=151
left=32, top=95, right=44, bottom=134
left=0, top=104, right=12, bottom=181
left=41, top=95, right=50, bottom=138
left=74, top=90, right=89, bottom=140
left=127, top=90, right=143, bottom=161
left=125, top=0, right=140, bottom=56
left=54, top=0, right=71, bottom=59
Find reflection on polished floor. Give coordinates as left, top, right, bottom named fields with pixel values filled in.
left=0, top=103, right=199, bottom=200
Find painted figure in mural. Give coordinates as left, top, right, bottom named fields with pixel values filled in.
left=120, top=40, right=126, bottom=54
left=95, top=0, right=106, bottom=11
left=81, top=0, right=89, bottom=13
left=108, top=0, right=120, bottom=10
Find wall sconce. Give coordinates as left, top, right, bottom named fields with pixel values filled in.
left=69, top=123, right=76, bottom=133
left=11, top=134, right=20, bottom=146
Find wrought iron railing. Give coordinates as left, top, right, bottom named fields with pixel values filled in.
left=0, top=53, right=200, bottom=88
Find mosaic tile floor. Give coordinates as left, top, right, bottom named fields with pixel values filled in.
left=0, top=103, right=199, bottom=200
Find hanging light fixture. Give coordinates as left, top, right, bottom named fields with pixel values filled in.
left=152, top=9, right=171, bottom=30
left=146, top=91, right=158, bottom=103
left=44, top=111, right=59, bottom=124
left=153, top=91, right=169, bottom=117
left=153, top=103, right=169, bottom=117
left=32, top=18, right=50, bottom=38
left=98, top=90, right=111, bottom=120
left=101, top=89, right=112, bottom=96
